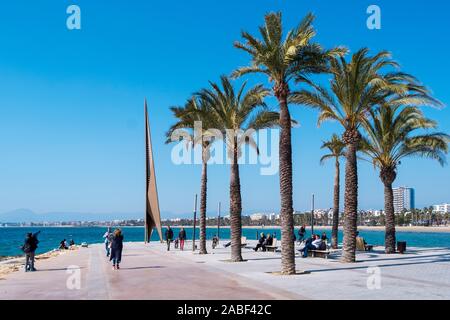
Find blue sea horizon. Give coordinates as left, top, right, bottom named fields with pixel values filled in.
left=1, top=226, right=449, bottom=257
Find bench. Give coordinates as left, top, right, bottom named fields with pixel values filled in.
left=308, top=249, right=331, bottom=259
left=356, top=237, right=374, bottom=252
left=265, top=238, right=278, bottom=252
left=241, top=237, right=247, bottom=248
left=306, top=240, right=331, bottom=259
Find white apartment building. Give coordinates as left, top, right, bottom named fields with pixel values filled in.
left=433, top=204, right=450, bottom=214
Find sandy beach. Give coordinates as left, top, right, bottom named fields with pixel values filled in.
left=0, top=247, right=78, bottom=279
left=175, top=225, right=450, bottom=233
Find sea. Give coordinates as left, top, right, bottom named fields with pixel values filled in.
left=0, top=226, right=449, bottom=258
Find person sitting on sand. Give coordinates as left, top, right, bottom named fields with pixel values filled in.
left=254, top=233, right=267, bottom=251
left=110, top=229, right=124, bottom=270
left=300, top=234, right=323, bottom=258
left=59, top=239, right=68, bottom=250
left=69, top=239, right=75, bottom=246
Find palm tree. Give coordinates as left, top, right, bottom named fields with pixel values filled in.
left=232, top=12, right=346, bottom=273
left=197, top=76, right=279, bottom=262
left=166, top=97, right=219, bottom=255
left=361, top=103, right=448, bottom=253
left=320, top=134, right=346, bottom=249
left=291, top=48, right=418, bottom=262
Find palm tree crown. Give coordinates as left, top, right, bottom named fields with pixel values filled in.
left=232, top=12, right=346, bottom=92
left=362, top=105, right=449, bottom=172
left=320, top=134, right=346, bottom=164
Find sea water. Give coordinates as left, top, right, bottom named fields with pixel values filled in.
left=0, top=226, right=449, bottom=257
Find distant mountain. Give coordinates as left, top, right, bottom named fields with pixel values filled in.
left=0, top=209, right=38, bottom=223
left=0, top=209, right=143, bottom=223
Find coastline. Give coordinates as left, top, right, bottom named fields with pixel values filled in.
left=2, top=225, right=450, bottom=233
left=174, top=225, right=450, bottom=233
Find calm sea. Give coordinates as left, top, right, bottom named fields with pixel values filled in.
left=0, top=226, right=449, bottom=257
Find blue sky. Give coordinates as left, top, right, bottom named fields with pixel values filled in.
left=0, top=0, right=449, bottom=217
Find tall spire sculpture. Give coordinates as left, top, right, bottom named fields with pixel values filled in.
left=144, top=99, right=163, bottom=243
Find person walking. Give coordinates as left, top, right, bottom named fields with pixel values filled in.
left=22, top=231, right=39, bottom=272
left=178, top=227, right=186, bottom=251
left=103, top=227, right=113, bottom=257
left=165, top=226, right=174, bottom=251
left=110, top=229, right=124, bottom=270
left=298, top=225, right=306, bottom=243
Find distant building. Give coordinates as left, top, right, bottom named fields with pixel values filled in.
left=250, top=213, right=267, bottom=221
left=393, top=187, right=415, bottom=213
left=433, top=203, right=450, bottom=214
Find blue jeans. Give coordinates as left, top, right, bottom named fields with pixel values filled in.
left=302, top=244, right=316, bottom=258
left=105, top=241, right=110, bottom=256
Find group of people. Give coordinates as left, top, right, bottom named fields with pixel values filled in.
left=299, top=232, right=328, bottom=258
left=253, top=233, right=274, bottom=252
left=58, top=239, right=75, bottom=250
left=103, top=227, right=124, bottom=270
left=165, top=226, right=187, bottom=251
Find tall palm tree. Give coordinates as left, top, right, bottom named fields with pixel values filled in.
left=361, top=103, right=448, bottom=253
left=232, top=12, right=346, bottom=273
left=291, top=48, right=418, bottom=262
left=166, top=97, right=219, bottom=255
left=320, top=134, right=346, bottom=249
left=198, top=76, right=279, bottom=262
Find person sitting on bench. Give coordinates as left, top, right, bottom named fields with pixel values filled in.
left=300, top=234, right=323, bottom=258
left=253, top=233, right=267, bottom=251
left=264, top=234, right=273, bottom=248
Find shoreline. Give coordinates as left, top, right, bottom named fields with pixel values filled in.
left=2, top=225, right=450, bottom=233
left=0, top=248, right=76, bottom=278
left=176, top=225, right=450, bottom=233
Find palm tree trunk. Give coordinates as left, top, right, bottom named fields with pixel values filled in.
left=384, top=182, right=396, bottom=253
left=275, top=83, right=295, bottom=274
left=331, top=159, right=340, bottom=249
left=199, top=158, right=208, bottom=255
left=380, top=167, right=397, bottom=254
left=342, top=134, right=359, bottom=263
left=230, top=140, right=243, bottom=262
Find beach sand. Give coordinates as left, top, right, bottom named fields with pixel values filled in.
left=0, top=247, right=78, bottom=279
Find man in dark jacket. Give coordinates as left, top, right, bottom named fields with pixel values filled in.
left=178, top=228, right=187, bottom=251
left=253, top=233, right=267, bottom=252
left=22, top=232, right=39, bottom=272
left=165, top=226, right=174, bottom=251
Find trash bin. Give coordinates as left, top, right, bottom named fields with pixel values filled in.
left=397, top=241, right=407, bottom=254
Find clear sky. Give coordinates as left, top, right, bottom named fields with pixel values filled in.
left=0, top=0, right=449, bottom=217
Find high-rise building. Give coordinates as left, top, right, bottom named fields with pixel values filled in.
left=393, top=187, right=415, bottom=213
